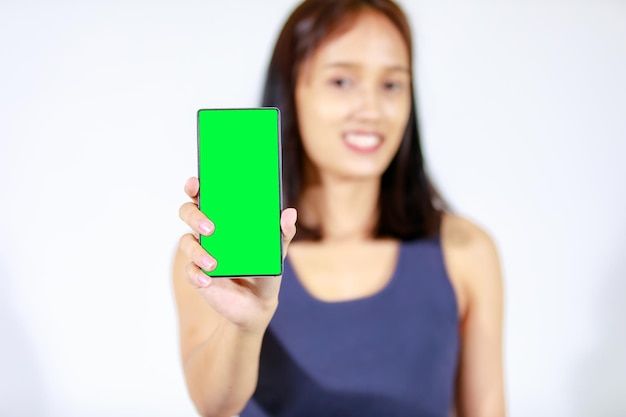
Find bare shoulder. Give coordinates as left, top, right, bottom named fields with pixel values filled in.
left=441, top=213, right=499, bottom=260
left=440, top=213, right=503, bottom=317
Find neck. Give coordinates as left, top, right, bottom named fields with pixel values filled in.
left=299, top=172, right=381, bottom=243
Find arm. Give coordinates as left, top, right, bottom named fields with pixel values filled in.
left=173, top=178, right=297, bottom=417
left=172, top=248, right=269, bottom=417
left=442, top=215, right=506, bottom=417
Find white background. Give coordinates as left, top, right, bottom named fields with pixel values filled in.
left=1, top=0, right=625, bottom=416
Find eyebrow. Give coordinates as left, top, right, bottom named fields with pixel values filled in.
left=323, top=62, right=410, bottom=73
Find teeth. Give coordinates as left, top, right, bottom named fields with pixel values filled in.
left=345, top=133, right=381, bottom=148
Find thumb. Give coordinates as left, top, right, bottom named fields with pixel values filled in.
left=280, top=208, right=298, bottom=259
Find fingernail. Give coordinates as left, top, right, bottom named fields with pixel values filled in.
left=197, top=273, right=210, bottom=287
left=199, top=221, right=213, bottom=235
left=201, top=257, right=216, bottom=270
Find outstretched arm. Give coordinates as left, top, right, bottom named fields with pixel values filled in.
left=173, top=177, right=297, bottom=417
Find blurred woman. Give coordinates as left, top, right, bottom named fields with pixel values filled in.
left=174, top=1, right=505, bottom=416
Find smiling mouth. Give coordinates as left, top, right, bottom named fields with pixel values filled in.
left=343, top=132, right=383, bottom=152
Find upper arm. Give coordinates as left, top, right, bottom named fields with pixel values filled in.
left=442, top=215, right=506, bottom=417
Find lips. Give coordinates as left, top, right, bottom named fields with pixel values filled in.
left=342, top=132, right=383, bottom=152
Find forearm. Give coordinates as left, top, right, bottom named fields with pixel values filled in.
left=183, top=317, right=266, bottom=417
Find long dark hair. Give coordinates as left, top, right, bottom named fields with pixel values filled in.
left=261, top=0, right=445, bottom=241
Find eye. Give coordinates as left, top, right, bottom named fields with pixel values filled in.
left=383, top=80, right=404, bottom=92
left=329, top=77, right=353, bottom=89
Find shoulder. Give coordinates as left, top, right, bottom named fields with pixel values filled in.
left=441, top=214, right=499, bottom=263
left=440, top=213, right=503, bottom=318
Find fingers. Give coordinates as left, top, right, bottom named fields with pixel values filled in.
left=179, top=233, right=217, bottom=288
left=185, top=261, right=212, bottom=288
left=184, top=177, right=200, bottom=203
left=180, top=177, right=213, bottom=235
left=280, top=208, right=298, bottom=259
left=179, top=201, right=215, bottom=236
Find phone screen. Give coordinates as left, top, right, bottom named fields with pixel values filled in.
left=197, top=108, right=283, bottom=277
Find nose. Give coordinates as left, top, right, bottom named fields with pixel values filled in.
left=352, top=84, right=382, bottom=122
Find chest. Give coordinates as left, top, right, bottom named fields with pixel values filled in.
left=286, top=240, right=400, bottom=302
left=248, top=239, right=461, bottom=416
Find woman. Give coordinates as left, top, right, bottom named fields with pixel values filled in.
left=174, top=1, right=505, bottom=416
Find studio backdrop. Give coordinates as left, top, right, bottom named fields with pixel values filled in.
left=1, top=1, right=625, bottom=416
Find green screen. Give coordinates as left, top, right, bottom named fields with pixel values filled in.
left=197, top=108, right=282, bottom=277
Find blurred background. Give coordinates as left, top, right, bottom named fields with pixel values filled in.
left=1, top=0, right=625, bottom=416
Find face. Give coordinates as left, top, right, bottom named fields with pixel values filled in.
left=295, top=9, right=412, bottom=183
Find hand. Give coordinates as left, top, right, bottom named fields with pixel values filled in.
left=177, top=177, right=297, bottom=333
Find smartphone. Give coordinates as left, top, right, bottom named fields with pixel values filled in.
left=196, top=108, right=283, bottom=277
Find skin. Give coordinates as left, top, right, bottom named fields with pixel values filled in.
left=174, top=8, right=505, bottom=417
